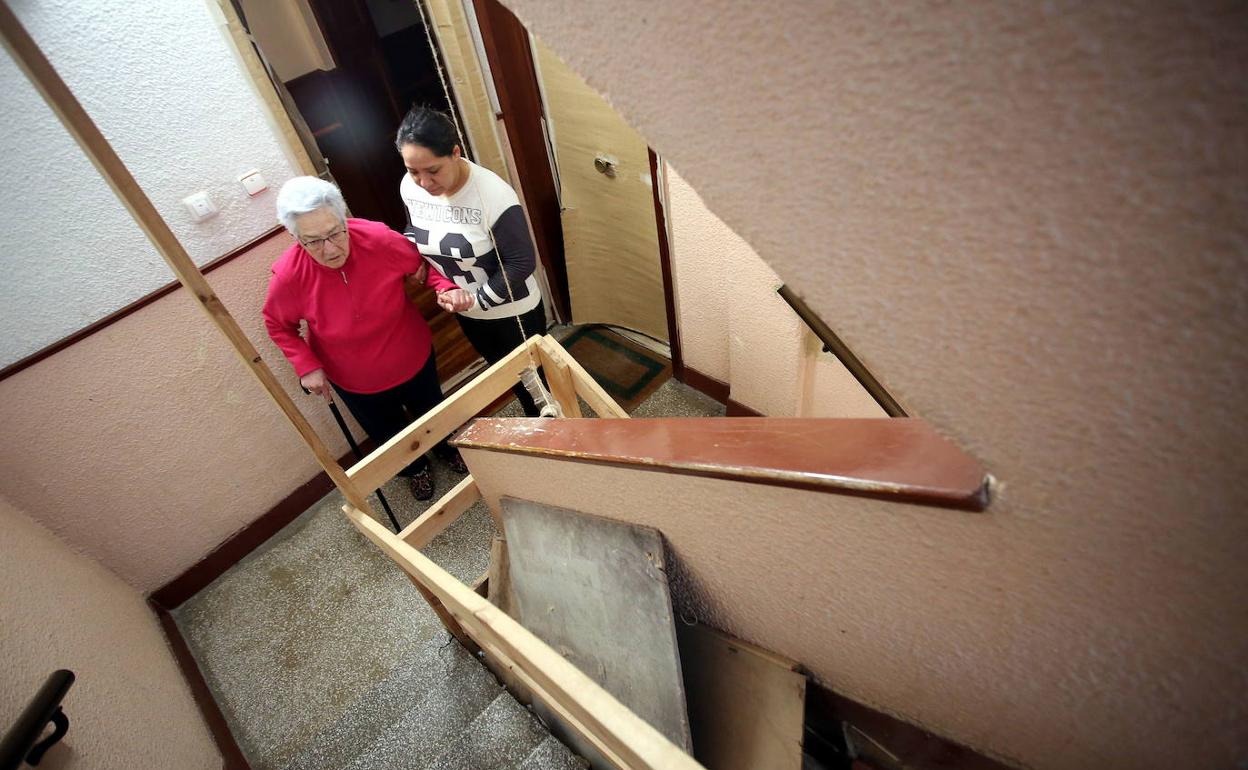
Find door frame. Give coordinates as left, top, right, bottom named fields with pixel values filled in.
left=469, top=0, right=572, bottom=322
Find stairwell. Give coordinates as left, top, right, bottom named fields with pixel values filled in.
left=171, top=379, right=723, bottom=769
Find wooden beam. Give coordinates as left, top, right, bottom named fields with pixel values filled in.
left=344, top=505, right=705, bottom=770
left=408, top=576, right=479, bottom=655
left=398, top=475, right=480, bottom=549
left=537, top=335, right=629, bottom=419
left=538, top=342, right=583, bottom=417
left=476, top=631, right=629, bottom=769
left=487, top=535, right=514, bottom=616
left=0, top=1, right=373, bottom=515
left=348, top=338, right=540, bottom=494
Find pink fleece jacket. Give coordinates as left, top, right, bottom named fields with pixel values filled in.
left=262, top=218, right=457, bottom=394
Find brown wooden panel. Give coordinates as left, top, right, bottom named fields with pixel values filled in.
left=454, top=417, right=991, bottom=510
left=472, top=0, right=571, bottom=320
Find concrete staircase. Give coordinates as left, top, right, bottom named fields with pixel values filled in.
left=286, top=639, right=583, bottom=770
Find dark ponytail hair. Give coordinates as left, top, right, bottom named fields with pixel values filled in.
left=395, top=105, right=459, bottom=157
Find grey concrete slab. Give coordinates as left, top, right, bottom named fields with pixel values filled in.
left=629, top=378, right=725, bottom=418
left=519, top=736, right=589, bottom=770
left=173, top=492, right=448, bottom=769
left=286, top=640, right=496, bottom=770
left=424, top=692, right=549, bottom=770
left=339, top=648, right=503, bottom=770
left=501, top=498, right=692, bottom=752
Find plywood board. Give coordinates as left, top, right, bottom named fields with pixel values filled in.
left=531, top=38, right=668, bottom=340
left=500, top=496, right=692, bottom=754
left=677, top=623, right=806, bottom=770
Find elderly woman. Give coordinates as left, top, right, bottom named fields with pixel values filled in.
left=396, top=106, right=548, bottom=416
left=262, top=176, right=464, bottom=501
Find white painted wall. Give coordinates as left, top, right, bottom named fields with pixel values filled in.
left=0, top=0, right=301, bottom=367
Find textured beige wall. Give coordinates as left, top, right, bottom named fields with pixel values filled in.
left=0, top=495, right=219, bottom=768
left=664, top=167, right=732, bottom=382
left=666, top=166, right=884, bottom=417
left=486, top=1, right=1248, bottom=767
left=465, top=448, right=1245, bottom=770
left=0, top=235, right=353, bottom=593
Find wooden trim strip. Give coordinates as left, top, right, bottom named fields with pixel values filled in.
left=152, top=602, right=252, bottom=769
left=398, top=475, right=480, bottom=548
left=346, top=338, right=540, bottom=494
left=649, top=149, right=684, bottom=378
left=537, top=342, right=583, bottom=417
left=454, top=417, right=992, bottom=511
left=470, top=0, right=572, bottom=321
left=344, top=505, right=706, bottom=770
left=0, top=225, right=287, bottom=383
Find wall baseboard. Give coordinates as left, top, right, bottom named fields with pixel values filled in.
left=677, top=365, right=767, bottom=416
left=725, top=398, right=763, bottom=417
left=675, top=365, right=730, bottom=404
left=152, top=602, right=252, bottom=770
left=149, top=444, right=371, bottom=611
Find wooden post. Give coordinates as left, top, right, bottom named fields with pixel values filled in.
left=538, top=343, right=583, bottom=417
left=0, top=1, right=374, bottom=514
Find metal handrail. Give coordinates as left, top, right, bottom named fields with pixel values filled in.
left=776, top=285, right=908, bottom=417
left=0, top=670, right=74, bottom=769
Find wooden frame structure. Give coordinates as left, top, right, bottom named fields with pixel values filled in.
left=0, top=7, right=701, bottom=767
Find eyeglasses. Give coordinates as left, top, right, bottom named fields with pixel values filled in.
left=299, top=227, right=348, bottom=251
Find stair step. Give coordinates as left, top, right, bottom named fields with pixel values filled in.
left=518, top=735, right=588, bottom=770
left=284, top=639, right=498, bottom=770
left=424, top=692, right=550, bottom=770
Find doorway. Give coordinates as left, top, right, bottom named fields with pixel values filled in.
left=470, top=0, right=677, bottom=356
left=232, top=0, right=481, bottom=382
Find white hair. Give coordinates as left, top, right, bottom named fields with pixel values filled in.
left=275, top=176, right=347, bottom=234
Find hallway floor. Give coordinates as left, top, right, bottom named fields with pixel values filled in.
left=172, top=358, right=722, bottom=769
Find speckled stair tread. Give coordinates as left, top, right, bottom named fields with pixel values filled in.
left=423, top=691, right=551, bottom=770
left=420, top=501, right=495, bottom=583
left=518, top=735, right=588, bottom=770
left=285, top=639, right=498, bottom=770
left=338, top=648, right=504, bottom=770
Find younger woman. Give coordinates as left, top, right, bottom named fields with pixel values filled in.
left=396, top=106, right=547, bottom=416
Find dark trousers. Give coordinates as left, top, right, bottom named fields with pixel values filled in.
left=457, top=301, right=547, bottom=417
left=332, top=351, right=444, bottom=477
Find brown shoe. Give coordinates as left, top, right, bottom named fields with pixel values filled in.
left=408, top=468, right=435, bottom=501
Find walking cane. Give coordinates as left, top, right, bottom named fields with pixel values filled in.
left=305, top=386, right=403, bottom=533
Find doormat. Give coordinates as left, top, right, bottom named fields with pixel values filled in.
left=559, top=326, right=672, bottom=414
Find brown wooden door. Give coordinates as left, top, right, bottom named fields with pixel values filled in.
left=301, top=0, right=407, bottom=231
left=471, top=0, right=572, bottom=322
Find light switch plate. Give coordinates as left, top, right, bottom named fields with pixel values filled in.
left=182, top=191, right=217, bottom=222
left=238, top=169, right=268, bottom=196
